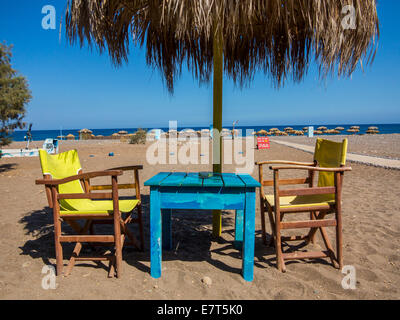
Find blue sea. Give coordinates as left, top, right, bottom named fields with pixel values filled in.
left=10, top=124, right=400, bottom=142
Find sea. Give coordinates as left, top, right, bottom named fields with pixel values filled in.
left=10, top=123, right=400, bottom=142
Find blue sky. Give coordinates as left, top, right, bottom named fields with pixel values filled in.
left=1, top=0, right=399, bottom=130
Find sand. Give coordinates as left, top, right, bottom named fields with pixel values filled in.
left=0, top=136, right=399, bottom=300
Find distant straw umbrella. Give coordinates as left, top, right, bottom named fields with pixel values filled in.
left=257, top=130, right=268, bottom=136
left=78, top=128, right=92, bottom=140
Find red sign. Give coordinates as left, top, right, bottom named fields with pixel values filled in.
left=257, top=137, right=270, bottom=150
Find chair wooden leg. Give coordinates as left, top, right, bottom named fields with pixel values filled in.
left=275, top=211, right=286, bottom=272
left=260, top=200, right=268, bottom=245
left=108, top=256, right=116, bottom=278
left=266, top=206, right=275, bottom=247
left=309, top=211, right=317, bottom=243
left=307, top=211, right=326, bottom=244
left=137, top=204, right=145, bottom=251
left=52, top=188, right=64, bottom=276
left=336, top=210, right=343, bottom=269
left=54, top=232, right=64, bottom=276
left=65, top=242, right=82, bottom=276
left=120, top=219, right=141, bottom=250
left=318, top=224, right=338, bottom=268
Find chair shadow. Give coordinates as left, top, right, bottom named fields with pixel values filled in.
left=0, top=163, right=17, bottom=173
left=19, top=207, right=121, bottom=273
left=18, top=194, right=332, bottom=277
left=253, top=233, right=335, bottom=269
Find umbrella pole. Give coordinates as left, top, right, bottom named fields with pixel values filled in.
left=212, top=28, right=223, bottom=237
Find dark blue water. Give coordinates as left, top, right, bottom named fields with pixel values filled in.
left=11, top=124, right=400, bottom=142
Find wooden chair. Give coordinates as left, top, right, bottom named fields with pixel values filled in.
left=257, top=139, right=351, bottom=272
left=35, top=149, right=144, bottom=278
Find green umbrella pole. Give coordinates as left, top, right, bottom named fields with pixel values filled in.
left=212, top=28, right=223, bottom=237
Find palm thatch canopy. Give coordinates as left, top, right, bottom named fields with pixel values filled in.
left=65, top=0, right=379, bottom=93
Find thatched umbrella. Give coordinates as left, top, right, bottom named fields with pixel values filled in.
left=66, top=0, right=379, bottom=167
left=317, top=126, right=328, bottom=131
left=335, top=127, right=345, bottom=131
left=78, top=128, right=93, bottom=140
left=118, top=130, right=128, bottom=135
left=257, top=130, right=268, bottom=136
left=347, top=128, right=359, bottom=134
left=66, top=134, right=75, bottom=140
left=65, top=0, right=379, bottom=237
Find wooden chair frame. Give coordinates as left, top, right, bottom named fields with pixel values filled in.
left=257, top=160, right=351, bottom=272
left=36, top=165, right=144, bottom=278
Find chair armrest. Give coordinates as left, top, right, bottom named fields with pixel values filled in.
left=269, top=165, right=352, bottom=172
left=107, top=165, right=143, bottom=171
left=35, top=170, right=123, bottom=185
left=256, top=160, right=315, bottom=166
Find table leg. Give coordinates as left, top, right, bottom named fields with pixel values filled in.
left=162, top=209, right=172, bottom=251
left=234, top=210, right=244, bottom=250
left=150, top=187, right=162, bottom=278
left=242, top=190, right=256, bottom=282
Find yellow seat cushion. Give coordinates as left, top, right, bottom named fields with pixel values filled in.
left=265, top=194, right=335, bottom=209
left=60, top=199, right=140, bottom=216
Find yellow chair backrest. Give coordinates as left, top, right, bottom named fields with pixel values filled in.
left=39, top=149, right=86, bottom=210
left=314, top=138, right=348, bottom=187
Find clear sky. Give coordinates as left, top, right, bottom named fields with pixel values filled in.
left=1, top=0, right=399, bottom=130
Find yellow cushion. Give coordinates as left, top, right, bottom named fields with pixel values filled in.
left=265, top=194, right=335, bottom=209
left=60, top=199, right=140, bottom=216
left=314, top=138, right=348, bottom=187
left=39, top=149, right=140, bottom=216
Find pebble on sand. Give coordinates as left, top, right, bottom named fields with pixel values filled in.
left=201, top=276, right=212, bottom=286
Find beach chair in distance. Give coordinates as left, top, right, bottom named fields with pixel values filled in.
left=35, top=149, right=144, bottom=278
left=257, top=139, right=351, bottom=272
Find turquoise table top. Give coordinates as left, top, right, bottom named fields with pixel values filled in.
left=144, top=172, right=260, bottom=188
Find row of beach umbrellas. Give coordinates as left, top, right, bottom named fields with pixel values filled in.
left=59, top=125, right=381, bottom=140
left=255, top=126, right=380, bottom=136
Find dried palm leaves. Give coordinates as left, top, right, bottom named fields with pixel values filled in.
left=66, top=0, right=379, bottom=92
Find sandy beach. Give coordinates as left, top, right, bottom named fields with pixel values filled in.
left=0, top=135, right=399, bottom=300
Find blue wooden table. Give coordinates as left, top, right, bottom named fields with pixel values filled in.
left=144, top=172, right=260, bottom=282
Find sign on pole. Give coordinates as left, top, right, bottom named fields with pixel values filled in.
left=257, top=137, right=270, bottom=150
